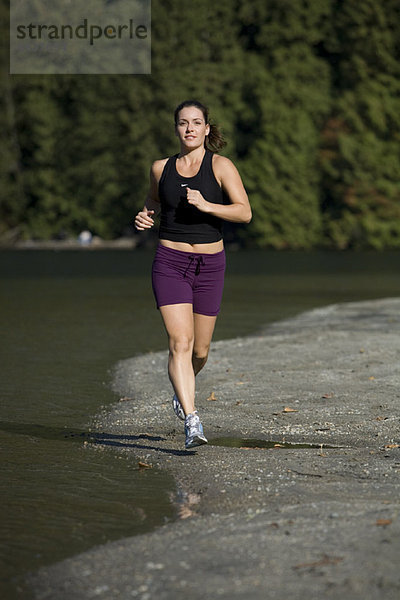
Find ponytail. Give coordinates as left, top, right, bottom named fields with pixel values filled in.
left=206, top=123, right=227, bottom=153
left=174, top=99, right=227, bottom=153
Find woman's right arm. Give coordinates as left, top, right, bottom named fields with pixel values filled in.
left=134, top=160, right=166, bottom=231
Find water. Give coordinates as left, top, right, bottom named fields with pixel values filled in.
left=1, top=248, right=400, bottom=597
left=0, top=250, right=178, bottom=598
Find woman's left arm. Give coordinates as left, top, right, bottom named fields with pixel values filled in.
left=186, top=156, right=252, bottom=223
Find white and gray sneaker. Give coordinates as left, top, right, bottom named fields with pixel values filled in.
left=172, top=394, right=185, bottom=421
left=185, top=411, right=208, bottom=449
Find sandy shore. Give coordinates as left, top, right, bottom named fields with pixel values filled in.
left=28, top=298, right=400, bottom=599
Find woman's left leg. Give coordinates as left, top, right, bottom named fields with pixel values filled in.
left=191, top=249, right=225, bottom=375
left=192, top=313, right=218, bottom=375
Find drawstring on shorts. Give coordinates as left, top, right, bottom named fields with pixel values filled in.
left=184, top=255, right=205, bottom=278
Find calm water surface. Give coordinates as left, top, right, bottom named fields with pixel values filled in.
left=1, top=248, right=400, bottom=597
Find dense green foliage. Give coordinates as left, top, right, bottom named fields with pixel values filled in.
left=1, top=0, right=399, bottom=248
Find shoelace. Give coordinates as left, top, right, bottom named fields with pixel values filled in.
left=185, top=411, right=199, bottom=425
left=183, top=255, right=205, bottom=278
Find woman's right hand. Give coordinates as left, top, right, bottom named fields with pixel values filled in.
left=134, top=209, right=155, bottom=231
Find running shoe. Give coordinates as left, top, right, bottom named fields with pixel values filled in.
left=185, top=412, right=208, bottom=449
left=172, top=394, right=185, bottom=421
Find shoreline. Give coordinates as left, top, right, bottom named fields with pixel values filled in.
left=28, top=298, right=400, bottom=599
left=0, top=237, right=139, bottom=251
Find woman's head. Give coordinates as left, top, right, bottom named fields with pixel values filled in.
left=174, top=99, right=209, bottom=127
left=174, top=100, right=226, bottom=153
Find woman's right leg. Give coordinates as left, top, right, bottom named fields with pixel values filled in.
left=159, top=303, right=196, bottom=416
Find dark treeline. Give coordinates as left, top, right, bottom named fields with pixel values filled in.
left=1, top=0, right=400, bottom=249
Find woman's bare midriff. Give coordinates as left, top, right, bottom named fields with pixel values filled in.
left=159, top=239, right=224, bottom=254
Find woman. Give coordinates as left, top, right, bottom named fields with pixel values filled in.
left=135, top=100, right=251, bottom=449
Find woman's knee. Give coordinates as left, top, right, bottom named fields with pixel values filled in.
left=193, top=343, right=210, bottom=363
left=169, top=334, right=194, bottom=356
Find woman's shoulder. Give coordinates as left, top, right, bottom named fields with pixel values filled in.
left=211, top=153, right=239, bottom=178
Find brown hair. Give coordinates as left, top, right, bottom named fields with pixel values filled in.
left=174, top=99, right=227, bottom=153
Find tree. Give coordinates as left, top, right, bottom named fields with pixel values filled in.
left=0, top=0, right=26, bottom=240
left=235, top=0, right=332, bottom=248
left=1, top=0, right=400, bottom=248
left=319, top=0, right=400, bottom=249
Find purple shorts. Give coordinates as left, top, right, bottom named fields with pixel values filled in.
left=152, top=244, right=226, bottom=316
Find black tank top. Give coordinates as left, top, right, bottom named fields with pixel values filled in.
left=158, top=150, right=225, bottom=244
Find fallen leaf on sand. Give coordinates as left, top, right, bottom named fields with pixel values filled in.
left=368, top=376, right=375, bottom=381
left=376, top=519, right=392, bottom=527
left=384, top=444, right=399, bottom=449
left=283, top=407, right=298, bottom=413
left=207, top=391, right=217, bottom=401
left=138, top=462, right=152, bottom=470
left=178, top=506, right=195, bottom=519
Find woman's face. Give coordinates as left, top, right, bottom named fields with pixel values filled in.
left=175, top=106, right=210, bottom=149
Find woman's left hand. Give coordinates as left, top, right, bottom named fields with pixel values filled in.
left=186, top=187, right=210, bottom=213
